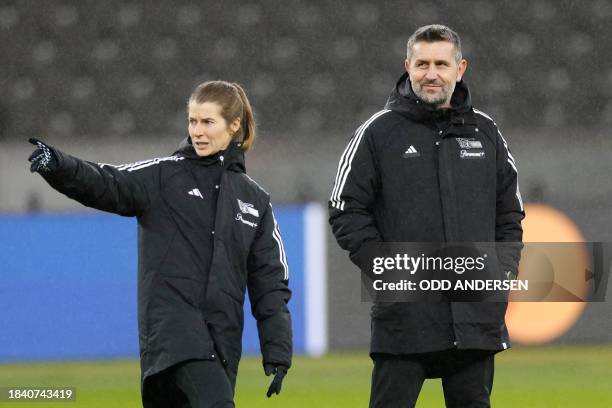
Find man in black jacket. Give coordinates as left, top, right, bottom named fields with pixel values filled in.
left=329, top=25, right=524, bottom=407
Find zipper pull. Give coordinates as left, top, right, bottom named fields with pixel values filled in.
left=219, top=155, right=224, bottom=166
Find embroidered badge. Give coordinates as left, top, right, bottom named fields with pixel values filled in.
left=456, top=138, right=483, bottom=149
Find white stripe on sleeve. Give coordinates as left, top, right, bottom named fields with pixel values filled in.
left=270, top=204, right=289, bottom=280
left=473, top=108, right=523, bottom=211
left=330, top=109, right=391, bottom=210
left=99, top=156, right=184, bottom=172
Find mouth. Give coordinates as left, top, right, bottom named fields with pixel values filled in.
left=194, top=141, right=210, bottom=150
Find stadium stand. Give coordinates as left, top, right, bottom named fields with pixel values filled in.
left=1, top=0, right=610, bottom=140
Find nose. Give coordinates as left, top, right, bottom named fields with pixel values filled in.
left=425, top=66, right=438, bottom=80
left=192, top=124, right=205, bottom=138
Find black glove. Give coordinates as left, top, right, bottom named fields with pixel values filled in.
left=28, top=138, right=58, bottom=173
left=264, top=364, right=288, bottom=398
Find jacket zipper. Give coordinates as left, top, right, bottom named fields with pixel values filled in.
left=435, top=129, right=460, bottom=348
left=434, top=130, right=447, bottom=240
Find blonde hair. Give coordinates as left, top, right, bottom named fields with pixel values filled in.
left=188, top=81, right=256, bottom=151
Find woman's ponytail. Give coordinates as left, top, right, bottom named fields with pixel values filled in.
left=232, top=83, right=256, bottom=151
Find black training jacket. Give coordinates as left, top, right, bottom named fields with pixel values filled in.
left=329, top=73, right=524, bottom=355
left=39, top=139, right=292, bottom=390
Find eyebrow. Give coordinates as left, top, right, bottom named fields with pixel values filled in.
left=415, top=59, right=451, bottom=65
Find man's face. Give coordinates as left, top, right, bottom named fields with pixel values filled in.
left=405, top=41, right=467, bottom=108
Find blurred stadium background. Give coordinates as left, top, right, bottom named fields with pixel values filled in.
left=1, top=0, right=612, bottom=406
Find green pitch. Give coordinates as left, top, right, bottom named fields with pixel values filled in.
left=1, top=345, right=611, bottom=407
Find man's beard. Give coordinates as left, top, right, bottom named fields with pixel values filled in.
left=412, top=81, right=451, bottom=107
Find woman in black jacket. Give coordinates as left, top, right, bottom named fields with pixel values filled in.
left=28, top=81, right=292, bottom=408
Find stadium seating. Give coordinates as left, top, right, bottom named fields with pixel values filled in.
left=0, top=0, right=609, bottom=139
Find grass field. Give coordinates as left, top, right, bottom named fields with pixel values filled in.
left=1, top=345, right=611, bottom=407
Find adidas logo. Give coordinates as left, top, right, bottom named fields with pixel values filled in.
left=188, top=188, right=203, bottom=199
left=403, top=145, right=420, bottom=158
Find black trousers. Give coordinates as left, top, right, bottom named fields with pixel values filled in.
left=370, top=349, right=495, bottom=408
left=142, top=359, right=235, bottom=408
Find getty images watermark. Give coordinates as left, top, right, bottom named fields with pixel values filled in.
left=356, top=242, right=611, bottom=302
left=371, top=252, right=528, bottom=292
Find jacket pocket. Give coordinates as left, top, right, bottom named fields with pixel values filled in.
left=371, top=302, right=399, bottom=321
left=163, top=276, right=204, bottom=308
left=220, top=287, right=244, bottom=305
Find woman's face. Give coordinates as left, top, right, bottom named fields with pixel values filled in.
left=188, top=101, right=240, bottom=157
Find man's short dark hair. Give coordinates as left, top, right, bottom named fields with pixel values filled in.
left=406, top=24, right=463, bottom=62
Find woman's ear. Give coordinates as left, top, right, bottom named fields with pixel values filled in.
left=230, top=117, right=241, bottom=134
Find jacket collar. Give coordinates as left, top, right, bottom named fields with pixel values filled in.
left=175, top=137, right=246, bottom=172
left=384, top=73, right=477, bottom=134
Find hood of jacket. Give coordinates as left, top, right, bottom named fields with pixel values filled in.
left=175, top=136, right=246, bottom=173
left=384, top=72, right=477, bottom=133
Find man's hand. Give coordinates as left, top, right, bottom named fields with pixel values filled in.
left=505, top=270, right=518, bottom=280
left=264, top=364, right=288, bottom=398
left=28, top=138, right=58, bottom=173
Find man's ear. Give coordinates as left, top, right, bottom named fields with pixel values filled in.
left=456, top=59, right=468, bottom=82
